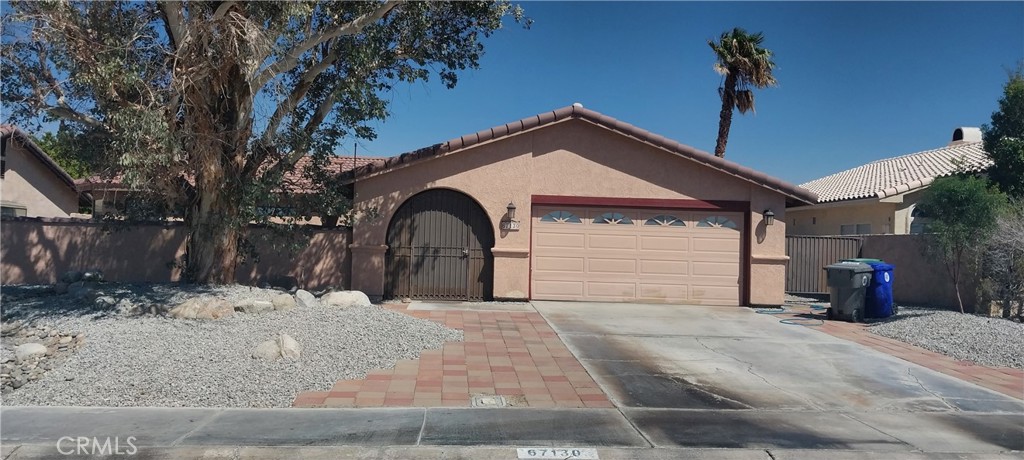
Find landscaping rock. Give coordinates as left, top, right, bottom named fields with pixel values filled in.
left=169, top=298, right=234, bottom=320
left=272, top=294, right=297, bottom=311
left=251, top=340, right=280, bottom=361
left=295, top=290, right=318, bottom=309
left=15, top=343, right=47, bottom=363
left=60, top=271, right=84, bottom=284
left=53, top=282, right=69, bottom=295
left=278, top=333, right=301, bottom=360
left=67, top=282, right=97, bottom=300
left=234, top=300, right=274, bottom=314
left=81, top=270, right=104, bottom=282
left=322, top=291, right=371, bottom=308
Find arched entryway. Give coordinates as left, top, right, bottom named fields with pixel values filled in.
left=385, top=188, right=494, bottom=301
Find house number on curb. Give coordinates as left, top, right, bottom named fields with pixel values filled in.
left=516, top=447, right=598, bottom=459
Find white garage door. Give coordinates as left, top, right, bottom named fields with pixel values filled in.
left=531, top=206, right=743, bottom=305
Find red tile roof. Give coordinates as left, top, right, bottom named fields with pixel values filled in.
left=800, top=141, right=992, bottom=203
left=347, top=105, right=818, bottom=205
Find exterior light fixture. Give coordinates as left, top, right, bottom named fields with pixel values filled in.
left=500, top=202, right=520, bottom=231
left=763, top=209, right=775, bottom=226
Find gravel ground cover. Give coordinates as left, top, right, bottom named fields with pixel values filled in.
left=784, top=294, right=1023, bottom=369
left=0, top=283, right=462, bottom=408
left=868, top=306, right=1024, bottom=369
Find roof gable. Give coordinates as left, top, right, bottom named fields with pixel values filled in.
left=347, top=105, right=818, bottom=205
left=0, top=125, right=76, bottom=191
left=800, top=141, right=992, bottom=203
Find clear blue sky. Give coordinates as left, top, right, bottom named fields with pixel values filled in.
left=354, top=1, right=1024, bottom=185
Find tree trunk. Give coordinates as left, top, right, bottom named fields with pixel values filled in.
left=185, top=187, right=242, bottom=284
left=714, top=73, right=737, bottom=158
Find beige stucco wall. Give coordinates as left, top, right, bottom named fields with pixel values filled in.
left=351, top=119, right=791, bottom=305
left=787, top=187, right=934, bottom=236
left=1, top=218, right=351, bottom=289
left=0, top=144, right=78, bottom=217
left=787, top=200, right=896, bottom=236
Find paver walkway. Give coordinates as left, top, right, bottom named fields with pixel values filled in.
left=778, top=303, right=1024, bottom=399
left=293, top=305, right=612, bottom=408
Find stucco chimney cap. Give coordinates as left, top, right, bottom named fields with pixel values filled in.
left=950, top=127, right=982, bottom=145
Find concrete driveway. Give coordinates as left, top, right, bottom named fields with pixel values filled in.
left=532, top=301, right=1024, bottom=452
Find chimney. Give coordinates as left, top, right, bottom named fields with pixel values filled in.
left=949, top=127, right=982, bottom=146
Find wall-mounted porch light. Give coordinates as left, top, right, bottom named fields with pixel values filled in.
left=763, top=209, right=775, bottom=226
left=501, top=201, right=520, bottom=231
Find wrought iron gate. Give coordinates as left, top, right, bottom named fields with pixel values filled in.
left=385, top=189, right=494, bottom=301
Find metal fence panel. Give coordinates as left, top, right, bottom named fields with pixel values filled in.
left=786, top=236, right=862, bottom=294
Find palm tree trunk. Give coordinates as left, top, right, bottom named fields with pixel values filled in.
left=714, top=73, right=737, bottom=158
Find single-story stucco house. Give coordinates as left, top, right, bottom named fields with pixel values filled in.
left=0, top=125, right=79, bottom=218
left=343, top=104, right=817, bottom=306
left=787, top=128, right=992, bottom=236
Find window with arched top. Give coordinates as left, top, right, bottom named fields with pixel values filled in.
left=909, top=205, right=931, bottom=234
left=593, top=212, right=633, bottom=225
left=696, top=215, right=738, bottom=229
left=540, top=210, right=581, bottom=223
left=644, top=215, right=685, bottom=227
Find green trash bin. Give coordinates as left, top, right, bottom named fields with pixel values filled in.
left=824, top=261, right=874, bottom=322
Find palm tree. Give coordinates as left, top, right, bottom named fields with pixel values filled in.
left=708, top=28, right=778, bottom=158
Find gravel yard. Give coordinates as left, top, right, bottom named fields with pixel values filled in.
left=869, top=307, right=1024, bottom=369
left=0, top=283, right=462, bottom=408
left=784, top=294, right=1024, bottom=369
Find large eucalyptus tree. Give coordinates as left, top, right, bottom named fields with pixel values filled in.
left=2, top=1, right=526, bottom=283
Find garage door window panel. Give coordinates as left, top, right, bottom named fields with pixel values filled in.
left=593, top=212, right=633, bottom=225
left=540, top=210, right=581, bottom=223
left=645, top=215, right=685, bottom=227
left=697, top=215, right=738, bottom=229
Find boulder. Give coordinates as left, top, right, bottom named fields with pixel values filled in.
left=53, top=282, right=69, bottom=295
left=234, top=300, right=274, bottom=314
left=14, top=343, right=47, bottom=363
left=81, top=270, right=104, bottom=282
left=252, top=340, right=281, bottom=361
left=295, top=290, right=319, bottom=309
left=322, top=291, right=371, bottom=308
left=272, top=294, right=297, bottom=311
left=67, top=282, right=96, bottom=300
left=169, top=298, right=234, bottom=320
left=252, top=333, right=301, bottom=361
left=277, top=333, right=301, bottom=360
left=60, top=271, right=83, bottom=284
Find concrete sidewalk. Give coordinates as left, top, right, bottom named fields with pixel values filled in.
left=2, top=406, right=1022, bottom=459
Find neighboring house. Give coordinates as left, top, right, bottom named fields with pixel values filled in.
left=345, top=104, right=817, bottom=306
left=787, top=128, right=992, bottom=236
left=75, top=155, right=383, bottom=223
left=0, top=125, right=79, bottom=218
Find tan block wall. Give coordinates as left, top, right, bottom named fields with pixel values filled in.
left=352, top=119, right=791, bottom=304
left=1, top=218, right=350, bottom=290
left=860, top=234, right=978, bottom=310
left=0, top=144, right=78, bottom=217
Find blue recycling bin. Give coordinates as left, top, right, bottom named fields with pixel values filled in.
left=864, top=262, right=894, bottom=318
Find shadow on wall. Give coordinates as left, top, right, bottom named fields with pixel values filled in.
left=1, top=218, right=186, bottom=285
left=861, top=234, right=979, bottom=311
left=1, top=217, right=352, bottom=290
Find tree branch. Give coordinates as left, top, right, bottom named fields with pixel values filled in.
left=252, top=0, right=402, bottom=88
left=159, top=1, right=186, bottom=50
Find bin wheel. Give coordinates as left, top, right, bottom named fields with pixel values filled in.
left=826, top=308, right=834, bottom=320
left=892, top=304, right=899, bottom=316
left=852, top=307, right=864, bottom=323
